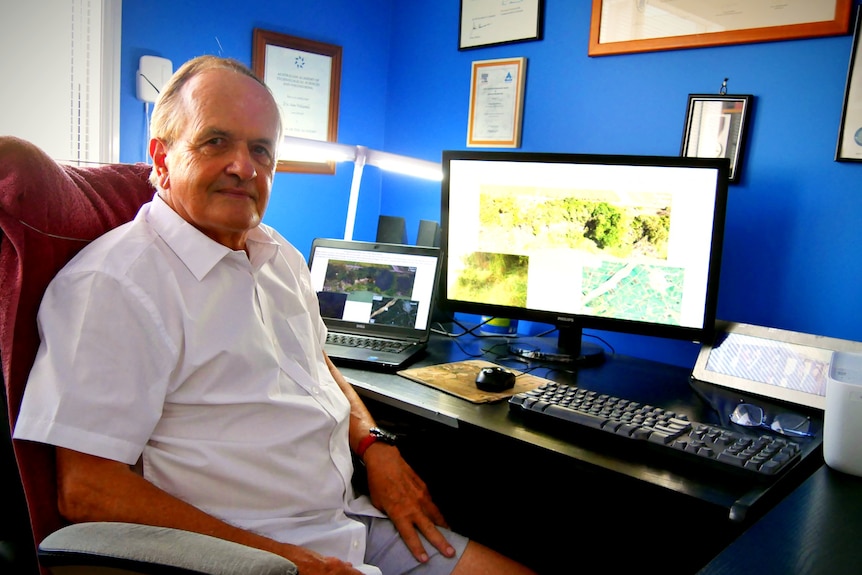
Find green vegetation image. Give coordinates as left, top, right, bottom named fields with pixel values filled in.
left=450, top=252, right=528, bottom=308
left=478, top=189, right=670, bottom=259
left=582, top=261, right=684, bottom=324
left=321, top=261, right=419, bottom=327
left=323, top=261, right=416, bottom=297
left=457, top=185, right=682, bottom=324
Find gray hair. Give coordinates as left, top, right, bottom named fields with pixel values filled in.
left=148, top=55, right=282, bottom=189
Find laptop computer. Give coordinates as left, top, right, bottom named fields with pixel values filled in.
left=308, top=238, right=443, bottom=370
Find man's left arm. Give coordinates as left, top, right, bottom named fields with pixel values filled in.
left=323, top=353, right=456, bottom=563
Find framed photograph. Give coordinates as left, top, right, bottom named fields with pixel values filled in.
left=459, top=0, right=544, bottom=50
left=836, top=6, right=862, bottom=162
left=681, top=94, right=753, bottom=183
left=589, top=0, right=853, bottom=57
left=252, top=28, right=342, bottom=174
left=467, top=57, right=527, bottom=148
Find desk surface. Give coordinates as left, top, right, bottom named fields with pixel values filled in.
left=342, top=331, right=823, bottom=523
left=698, top=465, right=862, bottom=575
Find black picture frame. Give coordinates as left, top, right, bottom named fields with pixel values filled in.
left=459, top=0, right=544, bottom=50
left=836, top=6, right=862, bottom=162
left=681, top=94, right=754, bottom=183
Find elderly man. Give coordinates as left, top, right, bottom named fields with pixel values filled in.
left=14, top=56, right=534, bottom=575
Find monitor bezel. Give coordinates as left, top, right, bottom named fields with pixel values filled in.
left=439, top=150, right=730, bottom=347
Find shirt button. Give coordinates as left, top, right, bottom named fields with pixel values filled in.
left=352, top=539, right=359, bottom=549
left=312, top=387, right=320, bottom=395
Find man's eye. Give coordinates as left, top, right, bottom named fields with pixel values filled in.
left=253, top=145, right=274, bottom=164
left=196, top=138, right=227, bottom=154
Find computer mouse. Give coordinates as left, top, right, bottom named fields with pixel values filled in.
left=475, top=366, right=516, bottom=392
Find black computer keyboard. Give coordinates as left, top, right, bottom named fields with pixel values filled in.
left=326, top=332, right=408, bottom=353
left=508, top=381, right=804, bottom=479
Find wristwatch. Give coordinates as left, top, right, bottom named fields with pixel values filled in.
left=356, top=426, right=398, bottom=459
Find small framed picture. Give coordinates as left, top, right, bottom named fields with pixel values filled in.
left=681, top=94, right=754, bottom=183
left=836, top=6, right=862, bottom=162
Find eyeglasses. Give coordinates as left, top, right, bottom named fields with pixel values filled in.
left=729, top=403, right=814, bottom=437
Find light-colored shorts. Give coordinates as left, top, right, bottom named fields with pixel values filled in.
left=350, top=514, right=470, bottom=575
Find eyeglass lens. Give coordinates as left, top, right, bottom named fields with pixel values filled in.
left=730, top=403, right=812, bottom=437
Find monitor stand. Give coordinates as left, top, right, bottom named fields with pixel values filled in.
left=508, top=325, right=605, bottom=367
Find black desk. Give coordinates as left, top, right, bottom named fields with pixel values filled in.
left=698, top=465, right=862, bottom=575
left=340, top=332, right=824, bottom=574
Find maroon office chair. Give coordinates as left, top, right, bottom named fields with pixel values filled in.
left=0, top=136, right=296, bottom=575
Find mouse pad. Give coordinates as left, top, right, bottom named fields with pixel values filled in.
left=397, top=359, right=550, bottom=404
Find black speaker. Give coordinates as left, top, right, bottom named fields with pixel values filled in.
left=416, top=220, right=440, bottom=247
left=376, top=215, right=407, bottom=244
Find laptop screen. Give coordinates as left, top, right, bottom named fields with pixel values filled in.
left=308, top=239, right=441, bottom=339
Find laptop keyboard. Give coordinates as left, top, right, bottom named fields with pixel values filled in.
left=326, top=332, right=409, bottom=353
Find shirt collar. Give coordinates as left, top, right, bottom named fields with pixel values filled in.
left=147, top=194, right=280, bottom=280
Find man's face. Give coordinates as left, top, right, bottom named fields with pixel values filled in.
left=150, top=68, right=281, bottom=250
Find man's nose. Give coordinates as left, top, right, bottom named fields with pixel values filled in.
left=226, top=144, right=257, bottom=180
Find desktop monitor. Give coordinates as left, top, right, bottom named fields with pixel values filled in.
left=440, top=150, right=729, bottom=366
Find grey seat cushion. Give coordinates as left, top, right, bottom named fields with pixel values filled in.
left=38, top=522, right=298, bottom=575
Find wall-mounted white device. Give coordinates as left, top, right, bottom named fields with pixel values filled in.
left=136, top=55, right=173, bottom=103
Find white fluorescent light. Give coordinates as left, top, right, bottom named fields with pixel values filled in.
left=278, top=135, right=441, bottom=180
left=279, top=135, right=356, bottom=163
left=276, top=135, right=442, bottom=240
left=365, top=148, right=442, bottom=181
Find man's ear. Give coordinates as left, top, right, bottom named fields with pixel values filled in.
left=149, top=139, right=170, bottom=189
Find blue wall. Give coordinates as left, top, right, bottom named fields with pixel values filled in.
left=120, top=0, right=395, bottom=255
left=120, top=1, right=862, bottom=367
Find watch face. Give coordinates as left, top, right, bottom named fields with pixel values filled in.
left=371, top=427, right=397, bottom=444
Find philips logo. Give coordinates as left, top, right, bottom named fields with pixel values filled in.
left=354, top=324, right=366, bottom=329
left=556, top=317, right=574, bottom=323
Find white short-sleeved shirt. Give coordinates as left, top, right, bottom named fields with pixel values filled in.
left=15, top=195, right=384, bottom=572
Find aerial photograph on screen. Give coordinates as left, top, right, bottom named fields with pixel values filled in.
left=450, top=185, right=685, bottom=324
left=320, top=260, right=419, bottom=327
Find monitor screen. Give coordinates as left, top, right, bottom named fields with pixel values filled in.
left=440, top=150, right=729, bottom=365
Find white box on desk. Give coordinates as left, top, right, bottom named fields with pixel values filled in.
left=825, top=351, right=862, bottom=477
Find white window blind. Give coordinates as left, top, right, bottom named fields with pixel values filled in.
left=0, top=0, right=121, bottom=164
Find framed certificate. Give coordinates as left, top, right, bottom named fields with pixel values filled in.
left=467, top=57, right=527, bottom=148
left=252, top=29, right=342, bottom=174
left=590, top=0, right=853, bottom=56
left=836, top=6, right=862, bottom=162
left=459, top=0, right=544, bottom=50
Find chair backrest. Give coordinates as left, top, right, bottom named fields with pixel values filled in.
left=0, top=136, right=156, bottom=571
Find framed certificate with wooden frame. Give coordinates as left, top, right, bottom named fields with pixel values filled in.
left=252, top=28, right=342, bottom=174
left=467, top=57, right=527, bottom=148
left=589, top=0, right=853, bottom=57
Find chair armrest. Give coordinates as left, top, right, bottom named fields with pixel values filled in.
left=38, top=522, right=298, bottom=575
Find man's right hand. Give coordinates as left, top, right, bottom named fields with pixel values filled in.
left=55, top=448, right=365, bottom=575
left=283, top=547, right=365, bottom=575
